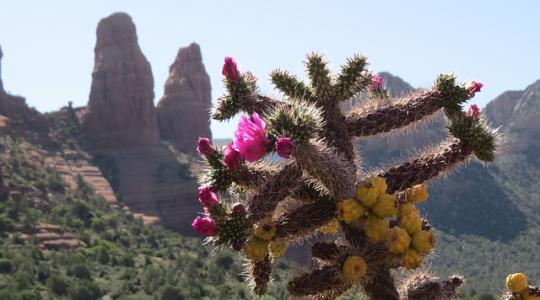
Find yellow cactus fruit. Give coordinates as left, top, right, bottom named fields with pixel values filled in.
left=410, top=184, right=429, bottom=203
left=411, top=230, right=436, bottom=253
left=401, top=248, right=423, bottom=269
left=320, top=218, right=340, bottom=234
left=400, top=211, right=422, bottom=235
left=365, top=214, right=389, bottom=243
left=253, top=219, right=277, bottom=240
left=371, top=193, right=397, bottom=218
left=355, top=180, right=379, bottom=207
left=522, top=287, right=540, bottom=300
left=385, top=227, right=411, bottom=253
left=506, top=272, right=528, bottom=293
left=244, top=238, right=269, bottom=262
left=342, top=256, right=367, bottom=281
left=337, top=199, right=365, bottom=224
left=369, top=176, right=388, bottom=194
left=269, top=240, right=288, bottom=257
left=398, top=203, right=418, bottom=219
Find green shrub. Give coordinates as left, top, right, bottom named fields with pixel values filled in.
left=142, top=265, right=164, bottom=294
left=95, top=246, right=109, bottom=265
left=119, top=253, right=135, bottom=267
left=160, top=285, right=184, bottom=300
left=67, top=264, right=92, bottom=280
left=0, top=214, right=15, bottom=233
left=91, top=218, right=106, bottom=232
left=68, top=282, right=101, bottom=300
left=14, top=289, right=41, bottom=300
left=46, top=274, right=68, bottom=295
left=0, top=258, right=13, bottom=273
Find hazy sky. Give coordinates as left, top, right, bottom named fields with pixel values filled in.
left=0, top=1, right=538, bottom=138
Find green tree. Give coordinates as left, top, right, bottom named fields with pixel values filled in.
left=46, top=274, right=69, bottom=295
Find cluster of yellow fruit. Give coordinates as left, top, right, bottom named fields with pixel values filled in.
left=506, top=273, right=540, bottom=300
left=342, top=255, right=367, bottom=281
left=395, top=184, right=435, bottom=269
left=336, top=177, right=435, bottom=269
left=243, top=217, right=288, bottom=262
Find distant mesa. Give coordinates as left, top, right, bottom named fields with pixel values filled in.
left=157, top=42, right=212, bottom=152
left=81, top=12, right=160, bottom=149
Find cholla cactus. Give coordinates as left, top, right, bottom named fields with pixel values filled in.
left=192, top=53, right=497, bottom=299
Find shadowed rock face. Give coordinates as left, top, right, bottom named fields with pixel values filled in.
left=157, top=43, right=212, bottom=152
left=82, top=12, right=159, bottom=149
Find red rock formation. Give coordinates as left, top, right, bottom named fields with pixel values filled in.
left=0, top=45, right=50, bottom=139
left=81, top=12, right=159, bottom=149
left=157, top=43, right=212, bottom=152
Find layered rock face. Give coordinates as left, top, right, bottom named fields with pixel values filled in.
left=0, top=45, right=50, bottom=138
left=157, top=43, right=212, bottom=152
left=81, top=13, right=159, bottom=149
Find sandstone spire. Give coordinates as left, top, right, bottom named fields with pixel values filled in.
left=82, top=12, right=159, bottom=149
left=157, top=43, right=212, bottom=152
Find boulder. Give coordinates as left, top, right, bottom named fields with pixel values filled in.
left=157, top=43, right=212, bottom=152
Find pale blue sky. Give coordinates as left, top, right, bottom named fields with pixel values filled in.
left=0, top=1, right=538, bottom=138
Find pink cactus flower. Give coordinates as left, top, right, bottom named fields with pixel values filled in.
left=467, top=104, right=481, bottom=119
left=197, top=137, right=214, bottom=158
left=275, top=137, right=294, bottom=159
left=223, top=144, right=243, bottom=170
left=368, top=74, right=385, bottom=90
left=468, top=81, right=484, bottom=97
left=198, top=186, right=219, bottom=209
left=222, top=57, right=240, bottom=81
left=233, top=112, right=269, bottom=162
left=192, top=216, right=218, bottom=236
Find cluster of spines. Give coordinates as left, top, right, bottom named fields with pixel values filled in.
left=195, top=53, right=497, bottom=300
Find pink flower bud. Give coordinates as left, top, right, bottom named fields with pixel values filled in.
left=232, top=241, right=244, bottom=251
left=196, top=137, right=214, bottom=158
left=368, top=74, right=384, bottom=90
left=198, top=186, right=219, bottom=209
left=467, top=104, right=481, bottom=119
left=223, top=144, right=243, bottom=169
left=192, top=216, right=218, bottom=236
left=275, top=137, right=294, bottom=159
left=222, top=57, right=240, bottom=81
left=232, top=202, right=246, bottom=216
left=468, top=81, right=484, bottom=97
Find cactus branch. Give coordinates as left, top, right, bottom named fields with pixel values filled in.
left=345, top=91, right=445, bottom=137
left=288, top=266, right=345, bottom=297
left=380, top=139, right=473, bottom=193
left=247, top=163, right=302, bottom=224
left=275, top=196, right=336, bottom=239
